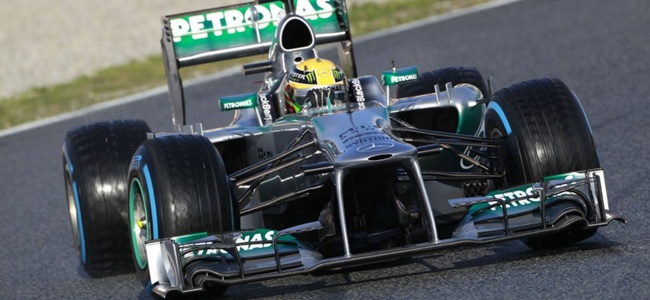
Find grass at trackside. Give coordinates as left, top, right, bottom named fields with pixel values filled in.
left=349, top=0, right=489, bottom=36
left=0, top=0, right=489, bottom=130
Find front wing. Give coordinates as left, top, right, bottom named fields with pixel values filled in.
left=145, top=169, right=625, bottom=297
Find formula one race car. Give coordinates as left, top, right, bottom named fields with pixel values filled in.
left=62, top=0, right=625, bottom=298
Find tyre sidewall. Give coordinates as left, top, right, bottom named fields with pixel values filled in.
left=484, top=103, right=527, bottom=186
left=128, top=143, right=161, bottom=286
left=62, top=119, right=150, bottom=277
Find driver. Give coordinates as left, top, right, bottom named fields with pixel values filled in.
left=284, top=58, right=346, bottom=114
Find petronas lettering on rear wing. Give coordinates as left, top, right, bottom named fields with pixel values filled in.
left=161, top=0, right=354, bottom=130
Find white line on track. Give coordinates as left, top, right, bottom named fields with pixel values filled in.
left=0, top=0, right=524, bottom=139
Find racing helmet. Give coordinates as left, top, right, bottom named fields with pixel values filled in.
left=285, top=58, right=345, bottom=113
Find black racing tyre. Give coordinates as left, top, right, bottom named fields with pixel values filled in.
left=485, top=78, right=600, bottom=249
left=520, top=225, right=598, bottom=250
left=128, top=134, right=238, bottom=295
left=395, top=66, right=488, bottom=98
left=63, top=119, right=151, bottom=277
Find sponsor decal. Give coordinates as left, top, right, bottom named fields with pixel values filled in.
left=381, top=66, right=419, bottom=86
left=259, top=94, right=274, bottom=124
left=180, top=230, right=295, bottom=258
left=170, top=5, right=284, bottom=42
left=345, top=135, right=391, bottom=148
left=390, top=74, right=418, bottom=84
left=290, top=72, right=306, bottom=80
left=220, top=93, right=258, bottom=111
left=332, top=68, right=342, bottom=80
left=305, top=71, right=317, bottom=83
left=130, top=155, right=142, bottom=170
left=310, top=85, right=342, bottom=92
left=317, top=68, right=330, bottom=76
left=350, top=78, right=366, bottom=109
left=484, top=175, right=578, bottom=211
left=338, top=124, right=392, bottom=149
left=223, top=99, right=254, bottom=110
left=295, top=0, right=335, bottom=20
left=356, top=142, right=395, bottom=153
left=487, top=187, right=541, bottom=211
left=169, top=0, right=339, bottom=58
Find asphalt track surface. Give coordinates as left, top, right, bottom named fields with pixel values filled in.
left=1, top=0, right=648, bottom=298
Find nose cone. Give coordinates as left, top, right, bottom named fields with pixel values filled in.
left=312, top=106, right=418, bottom=168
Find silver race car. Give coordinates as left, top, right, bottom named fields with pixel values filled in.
left=62, top=0, right=625, bottom=297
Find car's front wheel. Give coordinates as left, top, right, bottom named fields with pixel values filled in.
left=127, top=134, right=239, bottom=295
left=485, top=78, right=600, bottom=249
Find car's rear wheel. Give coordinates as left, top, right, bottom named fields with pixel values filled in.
left=63, top=119, right=150, bottom=277
left=395, top=66, right=488, bottom=98
left=485, top=78, right=600, bottom=249
left=128, top=134, right=238, bottom=295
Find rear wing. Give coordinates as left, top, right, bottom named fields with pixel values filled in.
left=161, top=0, right=356, bottom=130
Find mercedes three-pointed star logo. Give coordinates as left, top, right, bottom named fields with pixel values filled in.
left=356, top=142, right=395, bottom=153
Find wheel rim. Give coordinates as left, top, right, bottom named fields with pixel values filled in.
left=129, top=178, right=149, bottom=269
left=64, top=167, right=85, bottom=262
